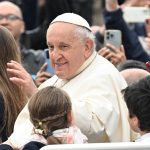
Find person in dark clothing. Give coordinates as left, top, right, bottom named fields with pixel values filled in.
left=124, top=75, right=150, bottom=142
left=0, top=1, right=45, bottom=77
left=117, top=59, right=147, bottom=71
left=103, top=0, right=150, bottom=63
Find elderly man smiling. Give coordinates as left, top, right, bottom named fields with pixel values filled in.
left=4, top=13, right=135, bottom=149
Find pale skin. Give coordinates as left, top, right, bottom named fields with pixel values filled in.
left=128, top=114, right=147, bottom=136
left=98, top=44, right=126, bottom=66
left=7, top=60, right=38, bottom=98
left=47, top=22, right=93, bottom=80
left=0, top=1, right=52, bottom=87
left=34, top=63, right=52, bottom=87
left=0, top=1, right=24, bottom=44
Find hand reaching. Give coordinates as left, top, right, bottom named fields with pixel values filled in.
left=98, top=44, right=126, bottom=66
left=7, top=60, right=38, bottom=98
left=34, top=63, right=52, bottom=87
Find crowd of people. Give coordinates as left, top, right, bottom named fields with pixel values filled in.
left=0, top=0, right=150, bottom=149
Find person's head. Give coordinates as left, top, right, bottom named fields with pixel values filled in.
left=120, top=68, right=150, bottom=86
left=0, top=1, right=24, bottom=44
left=0, top=26, right=26, bottom=137
left=28, top=86, right=72, bottom=144
left=46, top=13, right=95, bottom=80
left=117, top=60, right=147, bottom=72
left=124, top=76, right=150, bottom=135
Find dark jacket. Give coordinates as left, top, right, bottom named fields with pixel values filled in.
left=103, top=8, right=150, bottom=63
left=0, top=142, right=45, bottom=150
left=23, top=141, right=45, bottom=150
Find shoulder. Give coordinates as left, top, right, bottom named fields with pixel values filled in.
left=38, top=75, right=58, bottom=90
left=83, top=54, right=127, bottom=90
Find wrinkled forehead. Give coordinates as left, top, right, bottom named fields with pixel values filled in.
left=46, top=22, right=83, bottom=47
left=47, top=22, right=78, bottom=36
left=0, top=2, right=22, bottom=18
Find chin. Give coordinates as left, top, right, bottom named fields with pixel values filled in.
left=56, top=72, right=66, bottom=79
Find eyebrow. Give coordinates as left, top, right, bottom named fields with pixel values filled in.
left=0, top=13, right=22, bottom=20
left=47, top=42, right=70, bottom=46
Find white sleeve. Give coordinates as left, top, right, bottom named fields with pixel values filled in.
left=8, top=104, right=33, bottom=149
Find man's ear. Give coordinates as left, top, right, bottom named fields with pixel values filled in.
left=84, top=39, right=94, bottom=59
left=67, top=111, right=73, bottom=126
left=132, top=116, right=139, bottom=128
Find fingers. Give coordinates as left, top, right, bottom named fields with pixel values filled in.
left=119, top=45, right=124, bottom=52
left=98, top=44, right=126, bottom=66
left=110, top=58, right=118, bottom=66
left=106, top=43, right=123, bottom=53
left=38, top=63, right=47, bottom=72
left=9, top=77, right=26, bottom=86
left=7, top=62, right=31, bottom=80
left=6, top=60, right=38, bottom=97
left=98, top=47, right=112, bottom=57
left=35, top=71, right=51, bottom=87
left=7, top=60, right=22, bottom=70
left=36, top=71, right=52, bottom=78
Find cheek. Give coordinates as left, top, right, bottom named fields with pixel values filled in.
left=49, top=53, right=54, bottom=61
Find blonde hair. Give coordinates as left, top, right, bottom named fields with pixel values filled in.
left=28, top=86, right=72, bottom=144
left=0, top=26, right=27, bottom=137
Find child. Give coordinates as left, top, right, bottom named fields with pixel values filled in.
left=23, top=86, right=87, bottom=149
left=124, top=75, right=150, bottom=142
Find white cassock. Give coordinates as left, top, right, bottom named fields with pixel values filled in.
left=8, top=51, right=135, bottom=148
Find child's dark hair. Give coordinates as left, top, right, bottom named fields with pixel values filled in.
left=28, top=86, right=72, bottom=144
left=124, top=75, right=150, bottom=132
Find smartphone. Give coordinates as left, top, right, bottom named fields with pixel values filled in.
left=145, top=18, right=150, bottom=36
left=123, top=7, right=150, bottom=23
left=104, top=30, right=122, bottom=48
left=44, top=49, right=55, bottom=75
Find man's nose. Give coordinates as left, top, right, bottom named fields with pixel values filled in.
left=0, top=18, right=9, bottom=25
left=52, top=49, right=62, bottom=59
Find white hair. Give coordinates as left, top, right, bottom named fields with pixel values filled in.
left=73, top=26, right=96, bottom=52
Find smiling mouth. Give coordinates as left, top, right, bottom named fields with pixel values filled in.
left=55, top=62, right=67, bottom=66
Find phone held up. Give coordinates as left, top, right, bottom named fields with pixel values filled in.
left=123, top=7, right=150, bottom=23
left=104, top=30, right=122, bottom=49
left=44, top=49, right=55, bottom=75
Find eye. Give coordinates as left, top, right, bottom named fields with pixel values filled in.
left=59, top=44, right=69, bottom=50
left=48, top=45, right=54, bottom=51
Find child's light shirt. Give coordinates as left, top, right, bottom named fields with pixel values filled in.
left=52, top=126, right=88, bottom=143
left=135, top=133, right=150, bottom=142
